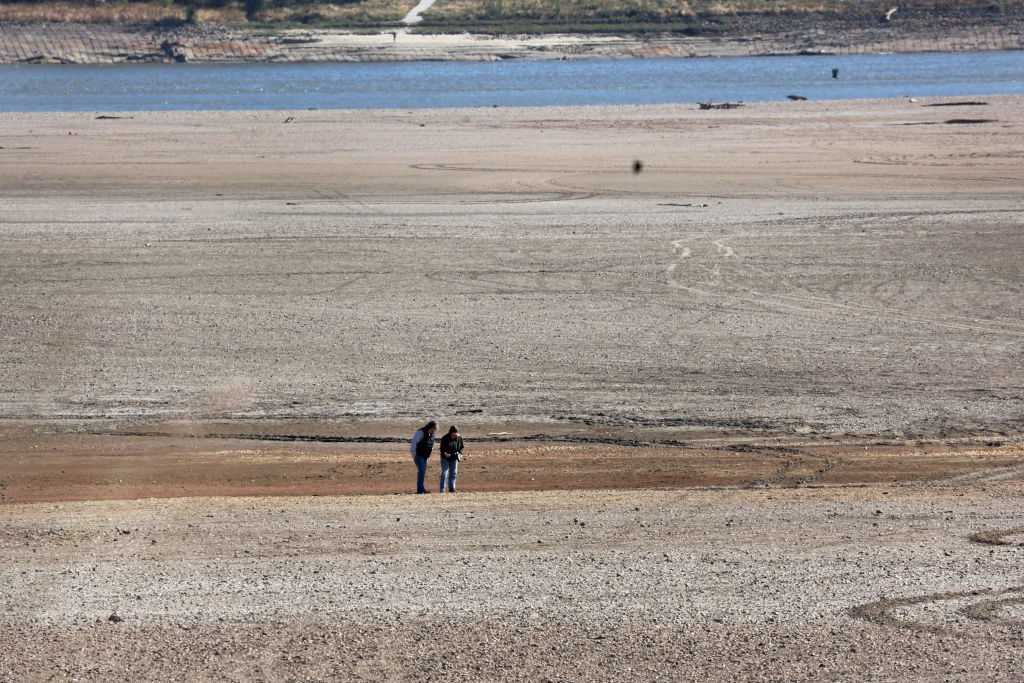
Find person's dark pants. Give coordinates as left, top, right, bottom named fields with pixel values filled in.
left=414, top=455, right=428, bottom=493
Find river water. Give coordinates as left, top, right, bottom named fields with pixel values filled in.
left=1, top=50, right=1021, bottom=112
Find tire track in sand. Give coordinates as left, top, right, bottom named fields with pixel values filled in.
left=664, top=236, right=1024, bottom=337
left=851, top=525, right=1024, bottom=635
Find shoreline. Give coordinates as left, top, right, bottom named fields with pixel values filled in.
left=0, top=15, right=1022, bottom=64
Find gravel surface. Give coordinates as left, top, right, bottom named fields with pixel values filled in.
left=2, top=486, right=1023, bottom=680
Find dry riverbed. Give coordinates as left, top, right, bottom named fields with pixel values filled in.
left=2, top=96, right=1024, bottom=679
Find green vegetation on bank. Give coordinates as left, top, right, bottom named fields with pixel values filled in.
left=0, top=0, right=1015, bottom=32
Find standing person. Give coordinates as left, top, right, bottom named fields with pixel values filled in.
left=410, top=421, right=437, bottom=494
left=439, top=425, right=464, bottom=493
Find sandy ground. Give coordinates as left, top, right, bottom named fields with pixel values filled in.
left=2, top=97, right=1022, bottom=437
left=2, top=96, right=1024, bottom=678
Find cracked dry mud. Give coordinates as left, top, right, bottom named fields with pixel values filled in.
left=2, top=485, right=1023, bottom=680
left=2, top=96, right=1023, bottom=679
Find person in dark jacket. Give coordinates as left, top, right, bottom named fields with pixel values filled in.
left=410, top=420, right=437, bottom=494
left=438, top=425, right=464, bottom=493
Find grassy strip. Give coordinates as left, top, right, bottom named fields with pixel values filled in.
left=422, top=0, right=832, bottom=26
left=0, top=0, right=1014, bottom=31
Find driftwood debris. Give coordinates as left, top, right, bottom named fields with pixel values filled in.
left=699, top=101, right=744, bottom=110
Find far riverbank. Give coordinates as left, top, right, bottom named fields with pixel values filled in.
left=1, top=10, right=1022, bottom=64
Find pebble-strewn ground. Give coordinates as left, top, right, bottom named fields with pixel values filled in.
left=2, top=485, right=1023, bottom=680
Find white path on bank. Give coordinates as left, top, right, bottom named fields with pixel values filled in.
left=402, top=0, right=436, bottom=24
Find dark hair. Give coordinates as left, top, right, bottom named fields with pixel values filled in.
left=423, top=421, right=437, bottom=432
left=447, top=425, right=458, bottom=434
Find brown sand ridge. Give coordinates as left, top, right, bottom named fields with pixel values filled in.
left=2, top=97, right=1024, bottom=679
left=2, top=427, right=1024, bottom=503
